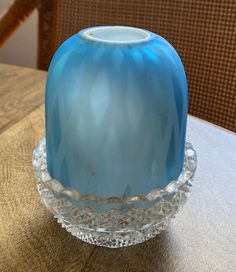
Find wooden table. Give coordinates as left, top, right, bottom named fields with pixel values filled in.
left=0, top=63, right=236, bottom=272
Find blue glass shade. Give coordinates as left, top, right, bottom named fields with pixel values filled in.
left=45, top=26, right=188, bottom=198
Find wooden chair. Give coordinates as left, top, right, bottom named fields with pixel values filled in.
left=0, top=0, right=235, bottom=132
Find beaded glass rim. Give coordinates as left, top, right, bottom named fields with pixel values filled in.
left=32, top=138, right=197, bottom=206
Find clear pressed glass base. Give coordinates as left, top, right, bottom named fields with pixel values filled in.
left=33, top=139, right=197, bottom=248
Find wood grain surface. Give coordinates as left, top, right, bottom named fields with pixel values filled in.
left=0, top=63, right=236, bottom=272
left=0, top=63, right=45, bottom=133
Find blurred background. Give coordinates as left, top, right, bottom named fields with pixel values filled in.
left=0, top=0, right=37, bottom=68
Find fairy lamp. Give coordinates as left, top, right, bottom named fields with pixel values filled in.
left=33, top=26, right=197, bottom=248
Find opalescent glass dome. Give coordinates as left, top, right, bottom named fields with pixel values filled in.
left=45, top=26, right=188, bottom=198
